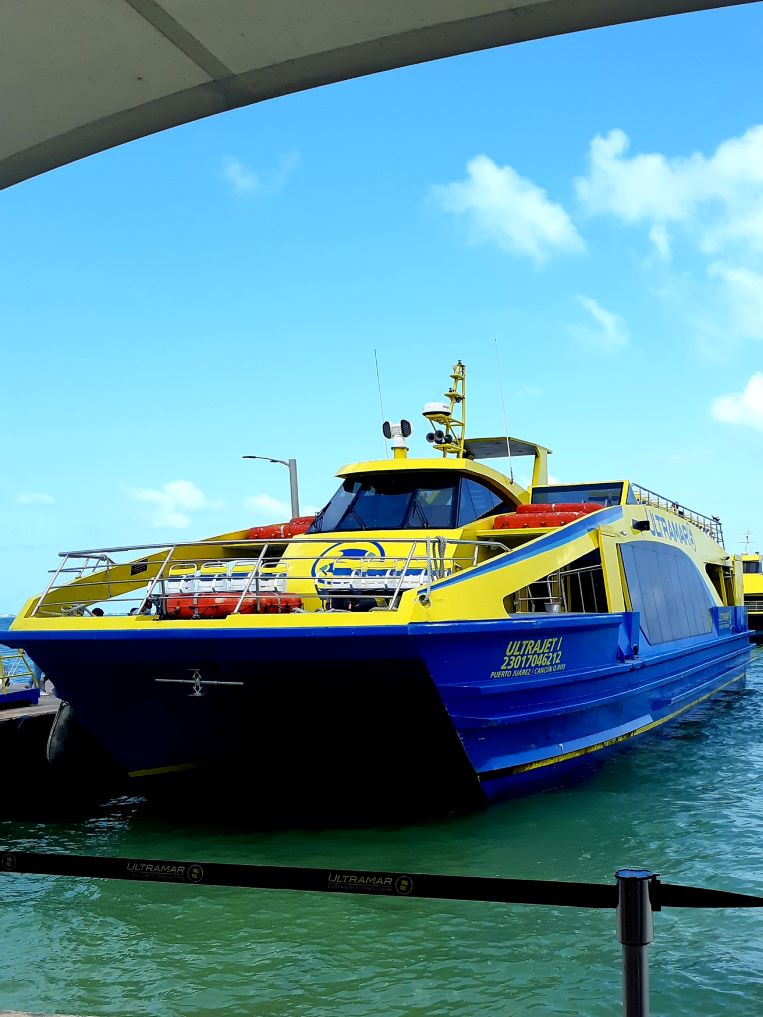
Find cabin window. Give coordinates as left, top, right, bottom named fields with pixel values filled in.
left=620, top=541, right=713, bottom=645
left=308, top=473, right=460, bottom=532
left=457, top=478, right=513, bottom=525
left=742, top=560, right=761, bottom=574
left=308, top=472, right=517, bottom=532
left=532, top=483, right=623, bottom=507
left=412, top=482, right=457, bottom=528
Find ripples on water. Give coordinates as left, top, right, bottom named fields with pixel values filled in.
left=1, top=651, right=762, bottom=1016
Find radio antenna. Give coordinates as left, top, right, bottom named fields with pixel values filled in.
left=374, top=348, right=389, bottom=458
left=494, top=338, right=514, bottom=482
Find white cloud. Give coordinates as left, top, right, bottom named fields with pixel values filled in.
left=245, top=493, right=291, bottom=521
left=711, top=373, right=763, bottom=431
left=649, top=224, right=672, bottom=261
left=222, top=157, right=259, bottom=195
left=15, top=492, right=54, bottom=505
left=433, top=154, right=583, bottom=264
left=573, top=295, right=629, bottom=352
left=222, top=150, right=300, bottom=197
left=129, top=480, right=223, bottom=529
left=244, top=494, right=318, bottom=522
left=576, top=126, right=763, bottom=256
left=708, top=262, right=763, bottom=341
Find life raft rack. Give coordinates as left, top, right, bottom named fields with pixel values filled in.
left=246, top=516, right=314, bottom=540
left=163, top=515, right=315, bottom=619
left=493, top=503, right=603, bottom=530
left=166, top=594, right=303, bottom=619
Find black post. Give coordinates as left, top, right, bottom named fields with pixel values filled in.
left=616, top=868, right=655, bottom=1017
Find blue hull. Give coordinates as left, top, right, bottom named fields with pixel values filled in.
left=2, top=609, right=750, bottom=807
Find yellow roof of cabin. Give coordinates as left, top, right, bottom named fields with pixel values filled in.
left=336, top=457, right=523, bottom=499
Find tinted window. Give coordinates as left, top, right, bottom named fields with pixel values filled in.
left=457, top=478, right=512, bottom=525
left=310, top=479, right=360, bottom=532
left=413, top=482, right=457, bottom=528
left=620, top=541, right=713, bottom=645
left=532, top=483, right=624, bottom=507
left=308, top=473, right=458, bottom=532
left=743, top=560, right=761, bottom=574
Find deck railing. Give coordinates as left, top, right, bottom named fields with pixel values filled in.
left=0, top=649, right=40, bottom=694
left=513, top=563, right=604, bottom=615
left=630, top=483, right=724, bottom=545
left=31, top=537, right=511, bottom=618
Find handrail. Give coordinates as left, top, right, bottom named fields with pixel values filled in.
left=630, top=483, right=724, bottom=545
left=0, top=649, right=40, bottom=693
left=136, top=545, right=176, bottom=615
left=233, top=541, right=270, bottom=614
left=54, top=536, right=509, bottom=557
left=31, top=537, right=512, bottom=618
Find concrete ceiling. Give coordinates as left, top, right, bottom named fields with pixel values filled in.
left=1, top=0, right=754, bottom=189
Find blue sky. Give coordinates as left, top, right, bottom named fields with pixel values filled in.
left=2, top=4, right=763, bottom=610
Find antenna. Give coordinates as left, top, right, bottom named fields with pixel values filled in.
left=743, top=530, right=752, bottom=554
left=494, top=338, right=514, bottom=482
left=374, top=348, right=388, bottom=459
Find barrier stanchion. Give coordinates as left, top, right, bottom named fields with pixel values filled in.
left=616, top=869, right=655, bottom=1017
left=3, top=850, right=763, bottom=1013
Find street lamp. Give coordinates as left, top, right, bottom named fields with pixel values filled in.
left=243, top=455, right=300, bottom=519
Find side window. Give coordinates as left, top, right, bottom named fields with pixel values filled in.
left=620, top=541, right=713, bottom=644
left=458, top=478, right=510, bottom=525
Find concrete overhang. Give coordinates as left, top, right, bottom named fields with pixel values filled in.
left=1, top=0, right=754, bottom=190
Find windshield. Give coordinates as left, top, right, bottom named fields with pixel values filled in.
left=308, top=472, right=516, bottom=533
left=309, top=473, right=459, bottom=532
left=531, top=483, right=624, bottom=507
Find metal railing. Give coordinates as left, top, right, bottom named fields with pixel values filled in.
left=744, top=599, right=763, bottom=613
left=31, top=537, right=511, bottom=618
left=513, top=564, right=604, bottom=614
left=0, top=649, right=40, bottom=695
left=631, top=483, right=724, bottom=545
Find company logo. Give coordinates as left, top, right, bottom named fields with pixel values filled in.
left=395, top=876, right=414, bottom=895
left=1, top=853, right=16, bottom=871
left=645, top=510, right=697, bottom=550
left=186, top=864, right=204, bottom=883
left=126, top=861, right=189, bottom=882
left=325, top=871, right=415, bottom=895
left=312, top=541, right=386, bottom=592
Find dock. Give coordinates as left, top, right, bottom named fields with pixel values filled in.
left=0, top=694, right=60, bottom=813
left=0, top=694, right=59, bottom=725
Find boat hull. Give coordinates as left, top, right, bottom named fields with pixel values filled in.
left=3, top=609, right=750, bottom=810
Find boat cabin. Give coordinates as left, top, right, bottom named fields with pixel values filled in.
left=307, top=459, right=525, bottom=533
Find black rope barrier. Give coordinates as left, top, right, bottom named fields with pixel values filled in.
left=2, top=851, right=762, bottom=911
left=0, top=851, right=616, bottom=908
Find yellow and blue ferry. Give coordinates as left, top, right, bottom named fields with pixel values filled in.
left=3, top=362, right=751, bottom=808
left=739, top=546, right=763, bottom=643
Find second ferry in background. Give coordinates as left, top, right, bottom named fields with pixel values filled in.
left=3, top=362, right=751, bottom=813
left=739, top=540, right=763, bottom=643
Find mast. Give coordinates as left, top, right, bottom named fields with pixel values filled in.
left=423, top=360, right=467, bottom=458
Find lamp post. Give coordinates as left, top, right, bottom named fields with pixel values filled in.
left=243, top=455, right=300, bottom=519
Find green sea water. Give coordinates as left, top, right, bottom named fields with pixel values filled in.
left=1, top=649, right=762, bottom=1016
